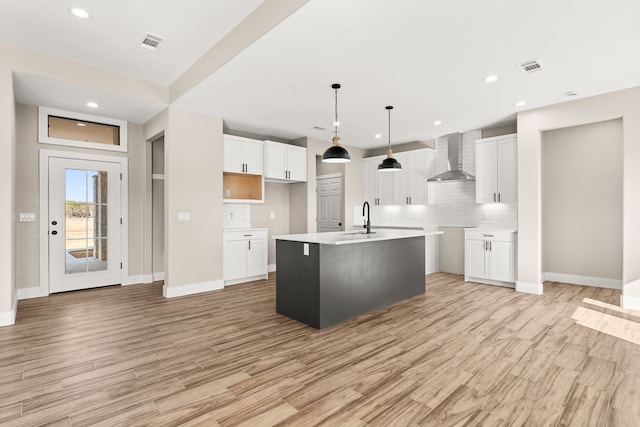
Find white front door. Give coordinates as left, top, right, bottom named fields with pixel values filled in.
left=317, top=175, right=342, bottom=232
left=48, top=157, right=122, bottom=293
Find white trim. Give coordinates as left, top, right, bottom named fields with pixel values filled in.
left=0, top=294, right=17, bottom=327
left=38, top=106, right=128, bottom=152
left=268, top=264, right=276, bottom=273
left=122, top=274, right=153, bottom=286
left=316, top=173, right=342, bottom=180
left=163, top=280, right=224, bottom=298
left=17, top=287, right=48, bottom=300
left=543, top=272, right=622, bottom=289
left=39, top=149, right=129, bottom=296
left=153, top=272, right=165, bottom=281
left=465, top=276, right=515, bottom=289
left=620, top=295, right=640, bottom=311
left=152, top=174, right=165, bottom=180
left=224, top=274, right=269, bottom=286
left=516, top=281, right=544, bottom=295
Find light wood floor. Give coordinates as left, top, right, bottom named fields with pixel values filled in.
left=2, top=273, right=640, bottom=426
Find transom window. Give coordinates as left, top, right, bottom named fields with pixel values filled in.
left=38, top=107, right=128, bottom=152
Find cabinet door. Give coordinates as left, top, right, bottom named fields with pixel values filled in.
left=408, top=151, right=427, bottom=205
left=363, top=159, right=378, bottom=204
left=392, top=153, right=409, bottom=205
left=475, top=141, right=498, bottom=204
left=497, top=138, right=517, bottom=204
left=377, top=171, right=394, bottom=205
left=223, top=138, right=244, bottom=173
left=243, top=141, right=264, bottom=175
left=490, top=240, right=515, bottom=282
left=287, top=147, right=307, bottom=182
left=224, top=241, right=248, bottom=280
left=265, top=143, right=287, bottom=180
left=247, top=239, right=267, bottom=277
left=465, top=239, right=489, bottom=279
left=425, top=151, right=436, bottom=205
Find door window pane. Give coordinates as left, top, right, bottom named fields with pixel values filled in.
left=64, top=168, right=109, bottom=275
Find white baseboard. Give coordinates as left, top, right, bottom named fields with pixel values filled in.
left=122, top=274, right=154, bottom=286
left=543, top=272, right=621, bottom=289
left=516, top=281, right=543, bottom=295
left=163, top=279, right=223, bottom=298
left=0, top=294, right=17, bottom=327
left=153, top=272, right=165, bottom=281
left=621, top=295, right=640, bottom=311
left=17, top=286, right=48, bottom=300
left=268, top=264, right=276, bottom=273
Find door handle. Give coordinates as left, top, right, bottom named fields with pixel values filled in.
left=51, top=230, right=58, bottom=235
left=51, top=220, right=58, bottom=226
left=338, top=222, right=342, bottom=226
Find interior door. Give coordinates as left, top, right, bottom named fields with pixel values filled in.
left=316, top=176, right=342, bottom=232
left=48, top=157, right=122, bottom=293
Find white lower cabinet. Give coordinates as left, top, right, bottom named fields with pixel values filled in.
left=223, top=229, right=268, bottom=285
left=464, top=229, right=516, bottom=287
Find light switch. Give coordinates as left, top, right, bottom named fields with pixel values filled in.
left=178, top=212, right=190, bottom=222
left=303, top=243, right=309, bottom=256
left=270, top=211, right=275, bottom=219
left=19, top=213, right=36, bottom=222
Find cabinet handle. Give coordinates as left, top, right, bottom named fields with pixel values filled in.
left=498, top=193, right=501, bottom=202
left=243, top=234, right=252, bottom=237
left=493, top=192, right=496, bottom=202
left=248, top=240, right=251, bottom=250
left=489, top=241, right=492, bottom=251
left=483, top=234, right=494, bottom=237
left=484, top=241, right=487, bottom=251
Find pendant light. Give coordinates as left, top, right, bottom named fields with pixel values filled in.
left=322, top=83, right=351, bottom=163
left=377, top=105, right=402, bottom=172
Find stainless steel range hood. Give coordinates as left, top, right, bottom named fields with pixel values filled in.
left=427, top=133, right=475, bottom=182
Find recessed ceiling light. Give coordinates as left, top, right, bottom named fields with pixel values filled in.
left=433, top=120, right=442, bottom=126
left=77, top=122, right=87, bottom=127
left=69, top=7, right=91, bottom=19
left=85, top=101, right=99, bottom=108
left=374, top=134, right=382, bottom=139
left=515, top=101, right=527, bottom=107
left=484, top=75, right=498, bottom=83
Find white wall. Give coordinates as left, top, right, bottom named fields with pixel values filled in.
left=517, top=86, right=640, bottom=306
left=0, top=64, right=16, bottom=322
left=163, top=107, right=224, bottom=293
left=542, top=119, right=623, bottom=284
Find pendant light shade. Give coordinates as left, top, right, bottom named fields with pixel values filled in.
left=322, top=83, right=351, bottom=163
left=378, top=106, right=402, bottom=172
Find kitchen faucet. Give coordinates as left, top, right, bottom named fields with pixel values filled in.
left=362, top=201, right=371, bottom=234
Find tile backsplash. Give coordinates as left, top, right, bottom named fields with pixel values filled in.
left=356, top=130, right=517, bottom=230
left=223, top=204, right=251, bottom=229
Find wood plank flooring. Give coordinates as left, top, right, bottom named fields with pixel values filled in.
left=2, top=273, right=639, bottom=426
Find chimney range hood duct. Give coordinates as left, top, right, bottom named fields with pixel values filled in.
left=427, top=133, right=475, bottom=182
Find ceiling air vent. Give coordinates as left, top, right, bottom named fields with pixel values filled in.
left=519, top=59, right=543, bottom=74
left=141, top=34, right=163, bottom=50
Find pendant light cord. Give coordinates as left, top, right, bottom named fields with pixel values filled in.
left=388, top=107, right=391, bottom=148
left=334, top=87, right=339, bottom=138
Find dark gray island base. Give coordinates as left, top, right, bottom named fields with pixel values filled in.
left=275, top=232, right=425, bottom=329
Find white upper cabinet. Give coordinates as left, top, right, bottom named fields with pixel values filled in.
left=264, top=141, right=307, bottom=182
left=363, top=148, right=435, bottom=205
left=475, top=134, right=517, bottom=204
left=223, top=135, right=264, bottom=175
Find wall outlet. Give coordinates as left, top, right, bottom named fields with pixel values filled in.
left=178, top=212, right=190, bottom=222
left=19, top=213, right=36, bottom=222
left=225, top=189, right=231, bottom=197
left=303, top=243, right=309, bottom=256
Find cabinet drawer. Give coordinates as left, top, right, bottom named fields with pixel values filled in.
left=465, top=230, right=516, bottom=242
left=224, top=230, right=268, bottom=242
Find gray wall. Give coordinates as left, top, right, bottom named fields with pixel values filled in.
left=542, top=119, right=623, bottom=281
left=152, top=137, right=164, bottom=276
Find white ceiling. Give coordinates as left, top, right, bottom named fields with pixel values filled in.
left=4, top=0, right=640, bottom=148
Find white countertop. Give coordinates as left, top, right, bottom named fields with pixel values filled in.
left=463, top=227, right=517, bottom=233
left=274, top=228, right=440, bottom=246
left=224, top=227, right=268, bottom=232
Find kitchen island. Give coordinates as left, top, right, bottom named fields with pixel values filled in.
left=274, top=228, right=427, bottom=329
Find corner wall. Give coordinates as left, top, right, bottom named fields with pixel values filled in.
left=517, top=86, right=640, bottom=305
left=0, top=66, right=16, bottom=325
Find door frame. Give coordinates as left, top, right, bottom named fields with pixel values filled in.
left=39, top=149, right=129, bottom=296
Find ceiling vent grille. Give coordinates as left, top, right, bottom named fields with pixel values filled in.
left=519, top=59, right=543, bottom=74
left=141, top=34, right=163, bottom=50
